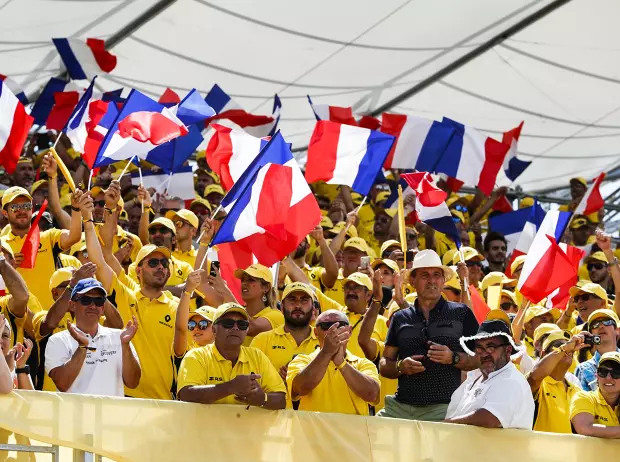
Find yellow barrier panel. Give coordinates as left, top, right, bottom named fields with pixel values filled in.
left=0, top=390, right=619, bottom=462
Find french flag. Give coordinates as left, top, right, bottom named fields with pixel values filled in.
left=131, top=165, right=195, bottom=201
left=158, top=88, right=181, bottom=107
left=380, top=113, right=455, bottom=171
left=574, top=172, right=605, bottom=216
left=0, top=80, right=34, bottom=173
left=401, top=172, right=447, bottom=207
left=82, top=98, right=119, bottom=168
left=502, top=121, right=531, bottom=182
left=307, top=96, right=380, bottom=130
left=434, top=118, right=511, bottom=196
left=416, top=200, right=461, bottom=248
left=52, top=38, right=117, bottom=80
left=517, top=210, right=574, bottom=303
left=46, top=88, right=82, bottom=131
left=489, top=202, right=546, bottom=264
left=64, top=78, right=103, bottom=154
left=545, top=244, right=586, bottom=310
left=213, top=131, right=321, bottom=267
left=30, top=77, right=69, bottom=125
left=304, top=120, right=395, bottom=196
left=0, top=75, right=28, bottom=105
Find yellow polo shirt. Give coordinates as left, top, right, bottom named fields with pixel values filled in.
left=243, top=307, right=285, bottom=346
left=375, top=341, right=397, bottom=412
left=172, top=246, right=197, bottom=268
left=128, top=255, right=193, bottom=287
left=177, top=344, right=286, bottom=404
left=321, top=269, right=346, bottom=306
left=2, top=228, right=64, bottom=309
left=570, top=388, right=620, bottom=428
left=0, top=296, right=26, bottom=346
left=59, top=253, right=82, bottom=269
left=343, top=308, right=388, bottom=358
left=250, top=325, right=319, bottom=371
left=532, top=376, right=579, bottom=433
left=106, top=274, right=179, bottom=400
left=304, top=265, right=324, bottom=292
left=287, top=350, right=380, bottom=415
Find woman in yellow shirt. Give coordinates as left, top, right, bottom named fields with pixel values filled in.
left=173, top=270, right=212, bottom=359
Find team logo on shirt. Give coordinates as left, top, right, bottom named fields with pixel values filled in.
left=596, top=415, right=608, bottom=422
left=159, top=314, right=173, bottom=328
left=473, top=388, right=483, bottom=398
left=272, top=345, right=286, bottom=350
left=208, top=376, right=223, bottom=382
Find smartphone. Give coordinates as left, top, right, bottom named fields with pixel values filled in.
left=210, top=260, right=220, bottom=277
left=360, top=256, right=370, bottom=269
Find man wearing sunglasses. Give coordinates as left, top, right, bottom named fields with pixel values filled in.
left=177, top=303, right=286, bottom=409
left=586, top=252, right=613, bottom=295
left=287, top=309, right=380, bottom=415
left=164, top=209, right=199, bottom=267
left=571, top=351, right=620, bottom=438
left=45, top=278, right=141, bottom=396
left=452, top=247, right=485, bottom=294
left=569, top=283, right=609, bottom=334
left=575, top=310, right=620, bottom=392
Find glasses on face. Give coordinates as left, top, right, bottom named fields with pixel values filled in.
left=406, top=234, right=417, bottom=241
left=466, top=261, right=483, bottom=268
left=188, top=319, right=211, bottom=331
left=452, top=217, right=461, bottom=223
left=597, top=367, right=620, bottom=380
left=587, top=263, right=607, bottom=271
left=76, top=296, right=106, bottom=307
left=454, top=205, right=468, bottom=213
left=7, top=203, right=32, bottom=213
left=590, top=319, right=617, bottom=330
left=216, top=319, right=250, bottom=330
left=174, top=220, right=187, bottom=229
left=317, top=321, right=349, bottom=330
left=574, top=293, right=600, bottom=302
left=500, top=302, right=516, bottom=312
left=474, top=342, right=508, bottom=354
left=146, top=258, right=170, bottom=269
left=94, top=200, right=106, bottom=208
left=148, top=227, right=172, bottom=235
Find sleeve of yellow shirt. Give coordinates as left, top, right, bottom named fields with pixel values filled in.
left=285, top=353, right=312, bottom=400
left=127, top=262, right=139, bottom=284
left=108, top=274, right=137, bottom=323
left=249, top=332, right=268, bottom=353
left=31, top=311, right=47, bottom=343
left=569, top=390, right=596, bottom=421
left=45, top=228, right=65, bottom=250
left=256, top=349, right=287, bottom=394
left=356, top=357, right=381, bottom=405
left=177, top=348, right=207, bottom=392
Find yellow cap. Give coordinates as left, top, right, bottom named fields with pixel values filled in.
left=570, top=177, right=587, bottom=188
left=380, top=240, right=401, bottom=256
left=69, top=240, right=86, bottom=256
left=1, top=186, right=32, bottom=208
left=213, top=302, right=249, bottom=323
left=134, top=244, right=172, bottom=267
left=587, top=309, right=620, bottom=326
left=16, top=157, right=33, bottom=165
left=542, top=330, right=571, bottom=352
left=31, top=180, right=47, bottom=194
left=374, top=191, right=391, bottom=205
left=320, top=216, right=334, bottom=229
left=165, top=209, right=199, bottom=229
left=0, top=241, right=14, bottom=259
left=191, top=306, right=216, bottom=322
left=533, top=323, right=561, bottom=343
left=510, top=255, right=527, bottom=275
left=90, top=186, right=104, bottom=197
left=519, top=197, right=535, bottom=208
left=442, top=248, right=459, bottom=266
left=282, top=282, right=315, bottom=300
left=344, top=272, right=373, bottom=290
left=570, top=216, right=590, bottom=229
left=330, top=221, right=358, bottom=238
left=485, top=309, right=511, bottom=326
left=443, top=273, right=462, bottom=292
left=524, top=305, right=561, bottom=324
left=49, top=268, right=73, bottom=291
left=599, top=351, right=620, bottom=368
left=585, top=251, right=608, bottom=264
left=343, top=237, right=368, bottom=253
left=446, top=195, right=467, bottom=208
left=204, top=184, right=225, bottom=197
left=569, top=282, right=608, bottom=304
left=501, top=289, right=517, bottom=305
left=371, top=258, right=399, bottom=273
left=234, top=264, right=273, bottom=284
left=119, top=209, right=128, bottom=221
left=190, top=196, right=212, bottom=212
left=453, top=246, right=484, bottom=264
left=148, top=217, right=177, bottom=235
left=195, top=169, right=219, bottom=184
left=481, top=272, right=516, bottom=292
left=350, top=192, right=364, bottom=205
left=196, top=150, right=206, bottom=161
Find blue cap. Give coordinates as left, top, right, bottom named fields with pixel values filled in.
left=70, top=278, right=107, bottom=300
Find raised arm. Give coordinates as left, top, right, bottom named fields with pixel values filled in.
left=83, top=193, right=115, bottom=292
left=194, top=218, right=215, bottom=270
left=137, top=185, right=151, bottom=245
left=595, top=230, right=620, bottom=314
left=173, top=270, right=203, bottom=358
left=358, top=270, right=384, bottom=361
left=120, top=316, right=141, bottom=389
left=310, top=226, right=339, bottom=288
left=58, top=188, right=87, bottom=251
left=329, top=210, right=358, bottom=263
left=527, top=335, right=585, bottom=393
left=511, top=300, right=530, bottom=345
left=0, top=255, right=28, bottom=318
left=40, top=153, right=71, bottom=229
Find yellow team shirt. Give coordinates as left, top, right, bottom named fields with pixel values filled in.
left=0, top=296, right=26, bottom=347
left=95, top=225, right=142, bottom=264
left=250, top=325, right=319, bottom=371
left=357, top=204, right=375, bottom=241
left=287, top=350, right=380, bottom=415
left=321, top=269, right=346, bottom=306
left=2, top=228, right=65, bottom=309
left=177, top=344, right=286, bottom=404
left=128, top=255, right=193, bottom=287
left=375, top=341, right=397, bottom=412
left=59, top=253, right=82, bottom=269
left=243, top=307, right=285, bottom=346
left=570, top=388, right=620, bottom=428
left=343, top=309, right=388, bottom=359
left=172, top=246, right=197, bottom=268
left=106, top=274, right=179, bottom=400
left=532, top=376, right=579, bottom=433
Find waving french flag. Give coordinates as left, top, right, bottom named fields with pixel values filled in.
left=401, top=172, right=447, bottom=207
left=158, top=88, right=181, bottom=107
left=0, top=80, right=34, bottom=173
left=545, top=244, right=585, bottom=310
left=502, top=121, right=530, bottom=182
left=30, top=77, right=70, bottom=125
left=307, top=96, right=380, bottom=130
left=574, top=172, right=605, bottom=216
left=0, top=75, right=27, bottom=105
left=416, top=200, right=461, bottom=248
left=304, top=120, right=395, bottom=196
left=212, top=131, right=321, bottom=266
left=52, top=38, right=117, bottom=80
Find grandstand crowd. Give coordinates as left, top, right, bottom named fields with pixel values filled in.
left=0, top=131, right=619, bottom=439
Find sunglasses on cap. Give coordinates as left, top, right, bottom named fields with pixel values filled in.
left=317, top=321, right=349, bottom=330
left=452, top=216, right=461, bottom=223
left=148, top=226, right=172, bottom=235
left=216, top=319, right=249, bottom=330
left=587, top=263, right=607, bottom=271
left=75, top=295, right=106, bottom=307
left=574, top=293, right=600, bottom=302
left=188, top=319, right=211, bottom=331
left=500, top=302, right=516, bottom=311
left=590, top=319, right=617, bottom=330
left=7, top=203, right=32, bottom=213
left=94, top=200, right=106, bottom=207
left=597, top=367, right=620, bottom=380
left=146, top=258, right=169, bottom=269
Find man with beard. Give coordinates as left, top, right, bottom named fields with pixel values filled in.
left=322, top=237, right=370, bottom=305
left=250, top=283, right=319, bottom=386
left=11, top=158, right=35, bottom=191
left=482, top=232, right=507, bottom=274
left=288, top=226, right=338, bottom=292
left=445, top=318, right=534, bottom=429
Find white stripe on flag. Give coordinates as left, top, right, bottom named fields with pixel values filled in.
left=328, top=124, right=369, bottom=188
left=391, top=116, right=433, bottom=168
left=0, top=86, right=18, bottom=152
left=312, top=104, right=330, bottom=120
left=455, top=125, right=486, bottom=186
left=229, top=131, right=264, bottom=183
left=232, top=164, right=270, bottom=241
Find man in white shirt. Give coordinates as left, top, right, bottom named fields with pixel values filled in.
left=45, top=278, right=141, bottom=396
left=444, top=319, right=534, bottom=430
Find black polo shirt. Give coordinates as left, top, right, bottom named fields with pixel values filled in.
left=385, top=297, right=479, bottom=406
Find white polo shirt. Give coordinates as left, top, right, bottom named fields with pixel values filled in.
left=446, top=361, right=534, bottom=429
left=45, top=325, right=138, bottom=397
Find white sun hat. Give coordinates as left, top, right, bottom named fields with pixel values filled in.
left=409, top=249, right=455, bottom=281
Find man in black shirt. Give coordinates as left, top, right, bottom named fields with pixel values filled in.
left=378, top=250, right=479, bottom=421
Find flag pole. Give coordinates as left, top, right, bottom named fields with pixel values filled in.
left=197, top=204, right=222, bottom=270
left=87, top=169, right=94, bottom=192
left=344, top=195, right=367, bottom=234
left=164, top=172, right=173, bottom=196
left=397, top=185, right=407, bottom=268
left=458, top=245, right=471, bottom=298
left=118, top=155, right=136, bottom=180
left=138, top=164, right=144, bottom=213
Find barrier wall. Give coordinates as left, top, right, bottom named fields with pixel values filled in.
left=0, top=390, right=619, bottom=462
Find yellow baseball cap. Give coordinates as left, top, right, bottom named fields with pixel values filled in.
left=443, top=272, right=462, bottom=292
left=570, top=216, right=590, bottom=229
left=380, top=240, right=401, bottom=256
left=330, top=221, right=358, bottom=238
left=599, top=351, right=620, bottom=368
left=374, top=191, right=391, bottom=205
left=190, top=196, right=212, bottom=212
left=510, top=255, right=527, bottom=275
left=320, top=216, right=334, bottom=229
left=213, top=302, right=249, bottom=323
left=501, top=289, right=517, bottom=305
left=148, top=217, right=177, bottom=235
left=343, top=237, right=368, bottom=253
left=134, top=244, right=172, bottom=267
left=190, top=306, right=216, bottom=322
left=90, top=186, right=104, bottom=197
left=453, top=246, right=484, bottom=264
left=446, top=195, right=467, bottom=208
left=195, top=168, right=219, bottom=184
left=450, top=210, right=465, bottom=224
left=485, top=309, right=511, bottom=326
left=282, top=282, right=315, bottom=300
left=0, top=241, right=14, bottom=259
left=196, top=150, right=206, bottom=161
left=49, top=268, right=73, bottom=291
left=569, top=282, right=608, bottom=303
left=69, top=240, right=86, bottom=256
left=165, top=209, right=199, bottom=229
left=31, top=180, right=48, bottom=194
left=204, top=184, right=225, bottom=197
left=1, top=186, right=32, bottom=208
left=519, top=197, right=535, bottom=208
left=585, top=251, right=608, bottom=265
left=351, top=192, right=364, bottom=205
left=570, top=177, right=587, bottom=188
left=442, top=248, right=459, bottom=266
left=371, top=258, right=399, bottom=273
left=542, top=330, right=571, bottom=352
left=533, top=323, right=562, bottom=343
left=481, top=272, right=516, bottom=292
left=587, top=309, right=620, bottom=326
left=524, top=305, right=561, bottom=324
left=234, top=264, right=273, bottom=284
left=344, top=272, right=373, bottom=291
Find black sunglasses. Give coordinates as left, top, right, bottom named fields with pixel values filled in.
left=590, top=319, right=617, bottom=330
left=500, top=302, right=516, bottom=311
left=216, top=319, right=249, bottom=330
left=587, top=263, right=607, bottom=271
left=188, top=319, right=211, bottom=331
left=146, top=258, right=169, bottom=269
left=597, top=367, right=620, bottom=380
left=75, top=295, right=106, bottom=307
left=148, top=226, right=172, bottom=235
left=317, top=321, right=349, bottom=330
left=466, top=261, right=483, bottom=268
left=574, top=293, right=600, bottom=302
left=94, top=200, right=106, bottom=207
left=7, top=203, right=33, bottom=213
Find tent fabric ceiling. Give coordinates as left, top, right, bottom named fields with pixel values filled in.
left=3, top=0, right=620, bottom=194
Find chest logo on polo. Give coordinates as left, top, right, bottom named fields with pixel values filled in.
left=596, top=415, right=608, bottom=422
left=272, top=345, right=286, bottom=350
left=473, top=388, right=483, bottom=398
left=177, top=269, right=182, bottom=276
left=208, top=376, right=223, bottom=382
left=159, top=314, right=173, bottom=328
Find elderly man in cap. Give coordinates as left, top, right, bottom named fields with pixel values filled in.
left=178, top=303, right=286, bottom=409
left=571, top=351, right=620, bottom=438
left=379, top=250, right=479, bottom=421
left=45, top=278, right=141, bottom=396
left=444, top=317, right=534, bottom=429
left=287, top=309, right=380, bottom=415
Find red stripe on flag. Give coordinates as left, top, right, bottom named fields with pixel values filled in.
left=86, top=38, right=117, bottom=73
left=118, top=111, right=188, bottom=144
left=217, top=242, right=253, bottom=302
left=158, top=88, right=181, bottom=105
left=304, top=120, right=341, bottom=184
left=256, top=164, right=293, bottom=241
left=478, top=137, right=510, bottom=196
left=469, top=284, right=491, bottom=324
left=20, top=200, right=47, bottom=269
left=0, top=102, right=33, bottom=174
left=82, top=100, right=110, bottom=169
left=328, top=106, right=357, bottom=126
left=358, top=115, right=380, bottom=130
left=210, top=110, right=273, bottom=128
left=401, top=172, right=447, bottom=207
left=46, top=91, right=80, bottom=131
left=379, top=113, right=407, bottom=169
left=205, top=124, right=235, bottom=190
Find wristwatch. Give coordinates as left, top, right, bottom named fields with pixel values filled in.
left=16, top=366, right=30, bottom=374
left=451, top=351, right=460, bottom=366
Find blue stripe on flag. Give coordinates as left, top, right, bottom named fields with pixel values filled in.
left=350, top=129, right=395, bottom=196
left=427, top=216, right=461, bottom=248
left=505, top=156, right=531, bottom=182
left=416, top=121, right=456, bottom=172
left=146, top=124, right=204, bottom=173
left=52, top=38, right=87, bottom=80
left=176, top=89, right=215, bottom=126
left=433, top=118, right=465, bottom=178
left=30, top=77, right=67, bottom=125
left=66, top=77, right=96, bottom=132
left=204, top=84, right=230, bottom=114
left=488, top=204, right=545, bottom=236
left=554, top=211, right=573, bottom=241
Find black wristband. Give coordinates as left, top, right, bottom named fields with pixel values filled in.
left=16, top=366, right=30, bottom=374
left=71, top=206, right=80, bottom=212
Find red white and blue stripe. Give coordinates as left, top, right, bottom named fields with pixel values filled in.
left=307, top=96, right=380, bottom=130
left=0, top=80, right=34, bottom=173
left=489, top=202, right=545, bottom=265
left=30, top=77, right=69, bottom=125
left=415, top=199, right=461, bottom=248
left=0, top=75, right=27, bottom=105
left=502, top=121, right=530, bottom=182
left=52, top=38, right=117, bottom=81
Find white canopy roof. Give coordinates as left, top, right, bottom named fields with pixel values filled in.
left=3, top=0, right=620, bottom=195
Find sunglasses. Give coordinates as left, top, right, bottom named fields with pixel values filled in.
left=587, top=263, right=607, bottom=271
left=7, top=203, right=32, bottom=213
left=454, top=204, right=468, bottom=212
left=590, top=319, right=617, bottom=330
left=75, top=295, right=106, bottom=307
left=406, top=234, right=417, bottom=240
left=574, top=293, right=600, bottom=302
left=94, top=200, right=106, bottom=207
left=466, top=261, right=483, bottom=268
left=452, top=217, right=462, bottom=223
left=474, top=342, right=508, bottom=354
left=188, top=319, right=211, bottom=331
left=597, top=367, right=620, bottom=380
left=216, top=319, right=249, bottom=330
left=500, top=302, right=516, bottom=311
left=146, top=258, right=170, bottom=269
left=317, top=321, right=349, bottom=330
left=148, top=227, right=172, bottom=235
left=174, top=220, right=187, bottom=228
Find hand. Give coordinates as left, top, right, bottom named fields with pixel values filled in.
left=562, top=334, right=588, bottom=354
left=137, top=184, right=152, bottom=208
left=309, top=225, right=325, bottom=243
left=185, top=269, right=204, bottom=293
left=229, top=373, right=262, bottom=396
left=469, top=222, right=482, bottom=236
left=427, top=342, right=454, bottom=365
left=357, top=263, right=373, bottom=280
left=71, top=188, right=83, bottom=209
left=332, top=341, right=347, bottom=367
left=279, top=364, right=288, bottom=382
left=77, top=190, right=94, bottom=217
left=399, top=355, right=426, bottom=375
left=235, top=380, right=266, bottom=407
left=455, top=261, right=468, bottom=284
left=13, top=252, right=24, bottom=268
left=392, top=269, right=406, bottom=308
left=372, top=267, right=383, bottom=300
left=595, top=229, right=612, bottom=251
left=70, top=262, right=97, bottom=286
left=330, top=198, right=346, bottom=214
left=403, top=194, right=416, bottom=209
left=41, top=153, right=57, bottom=178
left=199, top=218, right=215, bottom=244
left=104, top=181, right=121, bottom=209
left=67, top=321, right=90, bottom=347
left=492, top=186, right=508, bottom=198
left=566, top=296, right=576, bottom=314
left=322, top=323, right=343, bottom=356
left=114, top=240, right=134, bottom=264
left=15, top=339, right=33, bottom=368
left=345, top=210, right=358, bottom=227
left=120, top=315, right=138, bottom=345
